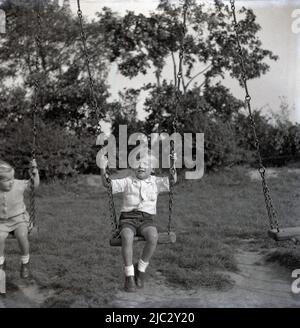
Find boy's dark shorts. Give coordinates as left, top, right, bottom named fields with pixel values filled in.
left=119, top=210, right=157, bottom=236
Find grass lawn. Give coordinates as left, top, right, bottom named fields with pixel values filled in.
left=5, top=165, right=300, bottom=307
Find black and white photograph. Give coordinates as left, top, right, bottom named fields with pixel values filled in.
left=0, top=0, right=300, bottom=314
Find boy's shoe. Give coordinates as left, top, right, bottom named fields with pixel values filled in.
left=124, top=276, right=136, bottom=292
left=134, top=263, right=145, bottom=289
left=20, top=262, right=30, bottom=279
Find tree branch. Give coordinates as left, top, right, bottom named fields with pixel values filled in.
left=171, top=51, right=177, bottom=87
left=155, top=68, right=161, bottom=87
left=185, top=63, right=212, bottom=90
left=198, top=80, right=206, bottom=90
left=182, top=75, right=187, bottom=95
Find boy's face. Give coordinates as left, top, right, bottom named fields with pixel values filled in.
left=0, top=170, right=15, bottom=192
left=134, top=156, right=152, bottom=180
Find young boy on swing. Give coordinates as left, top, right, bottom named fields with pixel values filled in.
left=0, top=159, right=39, bottom=280
left=99, top=148, right=177, bottom=292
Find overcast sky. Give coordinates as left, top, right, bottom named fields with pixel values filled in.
left=66, top=0, right=300, bottom=125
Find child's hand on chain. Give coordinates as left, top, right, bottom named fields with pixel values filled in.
left=170, top=152, right=177, bottom=163
left=98, top=154, right=111, bottom=187
left=98, top=154, right=109, bottom=170
left=30, top=159, right=38, bottom=176
left=169, top=152, right=177, bottom=178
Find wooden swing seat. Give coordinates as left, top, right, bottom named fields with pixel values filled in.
left=110, top=231, right=176, bottom=247
left=268, top=226, right=300, bottom=241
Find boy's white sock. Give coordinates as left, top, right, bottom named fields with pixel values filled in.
left=124, top=265, right=134, bottom=277
left=0, top=256, right=4, bottom=265
left=138, top=259, right=149, bottom=273
left=21, top=254, right=30, bottom=264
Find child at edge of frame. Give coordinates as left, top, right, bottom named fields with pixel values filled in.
left=0, top=158, right=40, bottom=295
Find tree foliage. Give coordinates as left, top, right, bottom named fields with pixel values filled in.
left=0, top=0, right=110, bottom=133
left=97, top=0, right=278, bottom=87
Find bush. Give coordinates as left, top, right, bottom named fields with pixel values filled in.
left=183, top=110, right=254, bottom=170
left=0, top=118, right=98, bottom=180
left=234, top=110, right=300, bottom=166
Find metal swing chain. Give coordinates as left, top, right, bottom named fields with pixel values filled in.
left=29, top=1, right=43, bottom=232
left=168, top=0, right=189, bottom=233
left=76, top=0, right=118, bottom=233
left=29, top=80, right=38, bottom=231
left=230, top=0, right=279, bottom=232
left=105, top=172, right=118, bottom=233
left=76, top=1, right=102, bottom=133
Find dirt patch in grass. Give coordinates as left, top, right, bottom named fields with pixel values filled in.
left=0, top=277, right=54, bottom=308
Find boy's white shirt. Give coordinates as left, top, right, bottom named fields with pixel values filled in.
left=111, top=175, right=169, bottom=215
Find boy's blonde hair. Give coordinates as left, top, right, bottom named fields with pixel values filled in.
left=143, top=152, right=158, bottom=170
left=0, top=160, right=13, bottom=176
left=129, top=146, right=158, bottom=171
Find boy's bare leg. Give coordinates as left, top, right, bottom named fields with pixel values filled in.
left=14, top=225, right=29, bottom=256
left=14, top=225, right=31, bottom=278
left=0, top=231, right=8, bottom=259
left=140, top=226, right=158, bottom=263
left=0, top=232, right=7, bottom=295
left=120, top=227, right=134, bottom=266
left=120, top=227, right=136, bottom=292
left=134, top=226, right=158, bottom=288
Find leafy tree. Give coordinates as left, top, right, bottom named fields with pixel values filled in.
left=96, top=0, right=277, bottom=88
left=0, top=0, right=110, bottom=134
left=95, top=0, right=278, bottom=133
left=0, top=117, right=96, bottom=180
left=110, top=88, right=143, bottom=137
left=234, top=102, right=300, bottom=166
left=0, top=85, right=29, bottom=129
